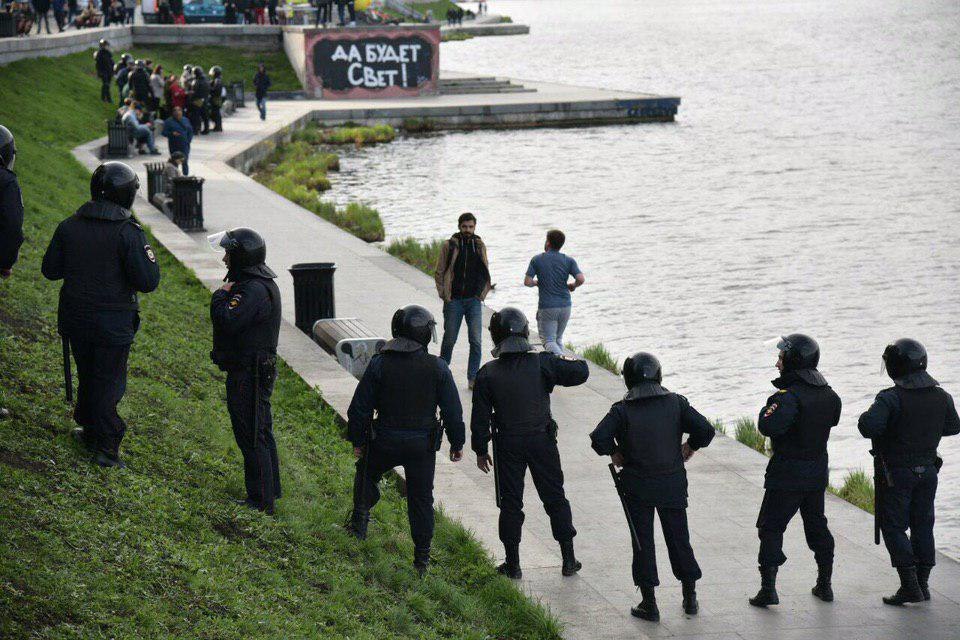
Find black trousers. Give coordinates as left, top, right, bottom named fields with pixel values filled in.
left=353, top=433, right=436, bottom=551
left=186, top=103, right=203, bottom=135
left=100, top=76, right=112, bottom=102
left=757, top=488, right=835, bottom=567
left=497, top=431, right=576, bottom=545
left=226, top=363, right=280, bottom=509
left=70, top=338, right=131, bottom=459
left=314, top=2, right=330, bottom=25
left=880, top=465, right=937, bottom=568
left=210, top=104, right=222, bottom=131
left=623, top=500, right=701, bottom=587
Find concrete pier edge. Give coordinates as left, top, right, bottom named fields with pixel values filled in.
left=70, top=98, right=960, bottom=639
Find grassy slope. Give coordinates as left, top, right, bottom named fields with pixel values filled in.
left=127, top=44, right=301, bottom=92
left=0, top=50, right=560, bottom=639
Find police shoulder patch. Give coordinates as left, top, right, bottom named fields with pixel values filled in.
left=557, top=354, right=579, bottom=362
left=763, top=402, right=779, bottom=418
left=144, top=245, right=156, bottom=263
left=228, top=293, right=243, bottom=309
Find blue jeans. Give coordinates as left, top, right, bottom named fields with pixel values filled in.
left=256, top=96, right=267, bottom=120
left=440, top=297, right=482, bottom=381
left=536, top=306, right=571, bottom=355
left=133, top=124, right=157, bottom=153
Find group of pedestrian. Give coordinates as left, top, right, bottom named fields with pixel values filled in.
left=5, top=0, right=136, bottom=35
left=445, top=5, right=464, bottom=26
left=310, top=0, right=356, bottom=28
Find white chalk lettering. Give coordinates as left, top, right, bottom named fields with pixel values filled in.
left=347, top=62, right=364, bottom=86
left=332, top=45, right=349, bottom=62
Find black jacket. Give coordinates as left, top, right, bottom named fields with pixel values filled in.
left=590, top=382, right=715, bottom=507
left=210, top=271, right=281, bottom=371
left=859, top=372, right=959, bottom=467
left=129, top=68, right=151, bottom=102
left=757, top=369, right=842, bottom=491
left=347, top=341, right=465, bottom=451
left=471, top=341, right=589, bottom=455
left=95, top=49, right=115, bottom=79
left=253, top=72, right=272, bottom=99
left=41, top=201, right=161, bottom=345
left=0, top=167, right=24, bottom=271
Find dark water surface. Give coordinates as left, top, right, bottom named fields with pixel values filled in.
left=327, top=0, right=960, bottom=556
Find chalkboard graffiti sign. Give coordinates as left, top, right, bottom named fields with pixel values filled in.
left=304, top=26, right=441, bottom=99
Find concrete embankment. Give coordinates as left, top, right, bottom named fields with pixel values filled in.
left=72, top=98, right=960, bottom=639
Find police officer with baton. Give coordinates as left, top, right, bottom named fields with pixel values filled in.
left=41, top=162, right=160, bottom=467
left=471, top=307, right=588, bottom=580
left=589, top=352, right=715, bottom=622
left=858, top=339, right=959, bottom=605
left=345, top=305, right=464, bottom=576
left=209, top=228, right=282, bottom=515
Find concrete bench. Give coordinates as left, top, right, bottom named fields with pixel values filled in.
left=312, top=317, right=385, bottom=379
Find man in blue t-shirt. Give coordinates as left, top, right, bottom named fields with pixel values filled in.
left=524, top=229, right=585, bottom=354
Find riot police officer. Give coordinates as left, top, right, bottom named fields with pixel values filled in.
left=471, top=307, right=589, bottom=579
left=346, top=305, right=464, bottom=576
left=0, top=125, right=23, bottom=278
left=749, top=334, right=842, bottom=607
left=208, top=66, right=224, bottom=133
left=209, top=228, right=282, bottom=515
left=589, top=352, right=715, bottom=622
left=858, top=339, right=959, bottom=605
left=41, top=162, right=161, bottom=467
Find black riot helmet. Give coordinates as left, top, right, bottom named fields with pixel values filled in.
left=90, top=161, right=139, bottom=209
left=208, top=228, right=266, bottom=268
left=0, top=125, right=15, bottom=170
left=623, top=352, right=662, bottom=387
left=882, top=338, right=927, bottom=380
left=776, top=333, right=820, bottom=371
left=488, top=307, right=529, bottom=346
left=391, top=305, right=437, bottom=347
left=209, top=65, right=222, bottom=77
left=99, top=38, right=108, bottom=48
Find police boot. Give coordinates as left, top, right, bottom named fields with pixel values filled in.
left=497, top=544, right=522, bottom=580
left=749, top=566, right=780, bottom=607
left=811, top=563, right=834, bottom=602
left=882, top=566, right=925, bottom=606
left=681, top=581, right=698, bottom=615
left=630, top=586, right=659, bottom=622
left=916, top=565, right=932, bottom=601
left=345, top=510, right=369, bottom=540
left=93, top=452, right=125, bottom=468
left=413, top=547, right=430, bottom=578
left=559, top=539, right=582, bottom=576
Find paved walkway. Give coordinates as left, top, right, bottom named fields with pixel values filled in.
left=74, top=99, right=960, bottom=640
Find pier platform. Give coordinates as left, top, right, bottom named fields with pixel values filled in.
left=71, top=94, right=960, bottom=639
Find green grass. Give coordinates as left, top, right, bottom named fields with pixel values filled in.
left=734, top=417, right=769, bottom=455
left=711, top=418, right=728, bottom=435
left=829, top=470, right=875, bottom=514
left=442, top=32, right=476, bottom=42
left=0, top=50, right=561, bottom=640
left=413, top=0, right=461, bottom=19
left=296, top=123, right=397, bottom=146
left=127, top=44, right=301, bottom=92
left=387, top=237, right=445, bottom=275
left=402, top=117, right=439, bottom=133
left=567, top=343, right=620, bottom=375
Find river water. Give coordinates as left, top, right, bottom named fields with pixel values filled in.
left=326, top=0, right=960, bottom=557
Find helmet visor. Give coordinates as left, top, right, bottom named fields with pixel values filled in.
left=206, top=230, right=230, bottom=252
left=431, top=322, right=438, bottom=344
left=6, top=150, right=14, bottom=171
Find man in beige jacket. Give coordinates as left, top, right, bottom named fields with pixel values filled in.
left=434, top=213, right=492, bottom=388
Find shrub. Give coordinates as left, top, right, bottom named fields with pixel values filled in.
left=387, top=237, right=444, bottom=275
left=402, top=118, right=437, bottom=133
left=297, top=124, right=396, bottom=146
left=568, top=343, right=620, bottom=375
left=734, top=417, right=768, bottom=455
left=334, top=203, right=386, bottom=243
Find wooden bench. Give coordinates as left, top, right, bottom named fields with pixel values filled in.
left=312, top=318, right=385, bottom=379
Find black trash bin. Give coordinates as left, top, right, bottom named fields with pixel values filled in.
left=0, top=13, right=16, bottom=38
left=171, top=176, right=205, bottom=231
left=289, top=262, right=336, bottom=335
left=230, top=80, right=246, bottom=108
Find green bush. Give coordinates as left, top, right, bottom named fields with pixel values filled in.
left=568, top=343, right=620, bottom=375
left=402, top=117, right=438, bottom=133
left=734, top=417, right=768, bottom=455
left=388, top=238, right=445, bottom=275
left=830, top=470, right=874, bottom=514
left=296, top=124, right=396, bottom=146
left=335, top=203, right=386, bottom=243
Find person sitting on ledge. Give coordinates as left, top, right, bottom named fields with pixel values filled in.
left=122, top=103, right=160, bottom=156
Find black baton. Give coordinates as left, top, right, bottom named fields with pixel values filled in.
left=62, top=336, right=73, bottom=403
left=609, top=463, right=642, bottom=553
left=492, top=428, right=502, bottom=508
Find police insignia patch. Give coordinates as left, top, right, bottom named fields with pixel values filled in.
left=558, top=354, right=578, bottom=361
left=764, top=403, right=778, bottom=417
left=228, top=294, right=242, bottom=309
left=144, top=245, right=156, bottom=263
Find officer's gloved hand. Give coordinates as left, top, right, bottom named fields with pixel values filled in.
left=681, top=442, right=695, bottom=462
left=477, top=454, right=492, bottom=473
left=610, top=451, right=625, bottom=468
left=449, top=448, right=462, bottom=462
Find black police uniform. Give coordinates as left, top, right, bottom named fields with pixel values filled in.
left=590, top=382, right=715, bottom=588
left=0, top=165, right=24, bottom=273
left=858, top=372, right=959, bottom=570
left=211, top=269, right=282, bottom=512
left=755, top=369, right=841, bottom=569
left=347, top=338, right=465, bottom=555
left=95, top=47, right=115, bottom=102
left=470, top=338, right=589, bottom=549
left=41, top=200, right=161, bottom=460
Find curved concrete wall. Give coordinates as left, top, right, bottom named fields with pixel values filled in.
left=0, top=25, right=132, bottom=66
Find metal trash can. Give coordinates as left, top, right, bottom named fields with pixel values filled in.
left=171, top=176, right=205, bottom=231
left=0, top=13, right=16, bottom=38
left=230, top=80, right=245, bottom=108
left=289, top=262, right=336, bottom=335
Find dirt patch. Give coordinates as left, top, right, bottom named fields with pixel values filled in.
left=0, top=449, right=50, bottom=474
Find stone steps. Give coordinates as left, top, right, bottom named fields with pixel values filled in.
left=438, top=76, right=535, bottom=95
